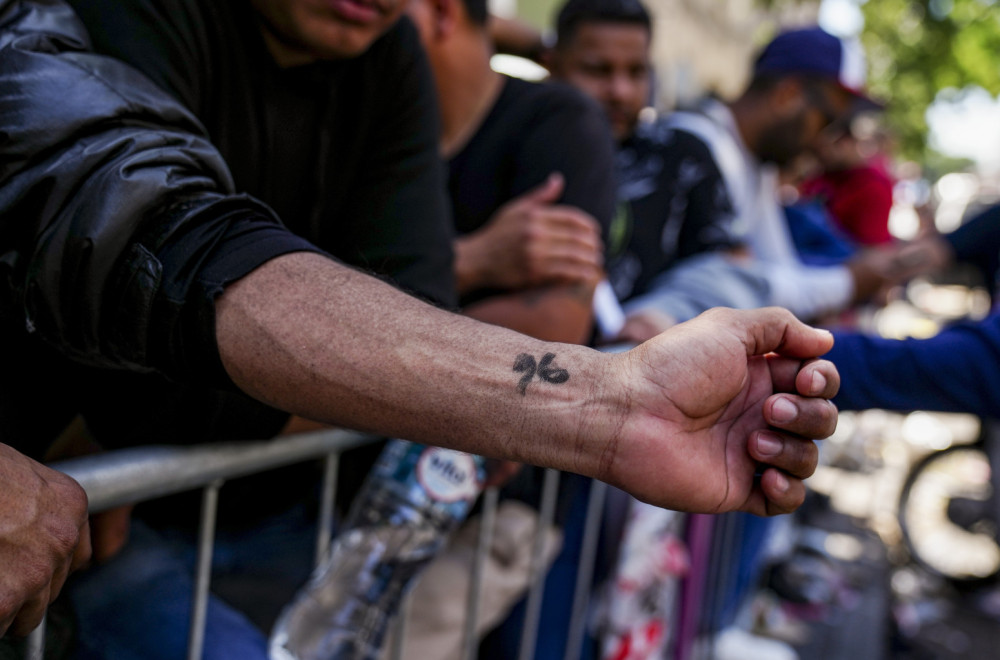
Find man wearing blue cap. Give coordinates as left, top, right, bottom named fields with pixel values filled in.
left=548, top=9, right=883, bottom=656
left=549, top=4, right=890, bottom=342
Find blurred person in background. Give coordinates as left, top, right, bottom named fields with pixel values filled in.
left=830, top=202, right=1000, bottom=416
left=548, top=1, right=892, bottom=346
left=798, top=113, right=896, bottom=247
left=547, top=5, right=886, bottom=655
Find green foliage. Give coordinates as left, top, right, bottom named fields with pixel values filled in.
left=860, top=0, right=1000, bottom=162
left=923, top=150, right=977, bottom=181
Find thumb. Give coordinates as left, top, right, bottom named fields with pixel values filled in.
left=733, top=307, right=834, bottom=359
left=521, top=172, right=565, bottom=204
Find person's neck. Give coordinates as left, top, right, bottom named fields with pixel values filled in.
left=256, top=17, right=316, bottom=68
left=435, top=33, right=504, bottom=159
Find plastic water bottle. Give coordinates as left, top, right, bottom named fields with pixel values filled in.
left=269, top=439, right=487, bottom=660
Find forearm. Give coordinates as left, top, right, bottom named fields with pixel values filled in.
left=762, top=262, right=853, bottom=319
left=215, top=252, right=618, bottom=477
left=463, top=284, right=596, bottom=344
left=452, top=234, right=487, bottom=295
left=488, top=15, right=547, bottom=62
left=830, top=317, right=1000, bottom=415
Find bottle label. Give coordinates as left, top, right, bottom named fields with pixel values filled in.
left=416, top=447, right=481, bottom=503
left=370, top=440, right=486, bottom=521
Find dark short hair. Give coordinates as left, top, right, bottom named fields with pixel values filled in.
left=554, top=0, right=652, bottom=47
left=461, top=0, right=488, bottom=26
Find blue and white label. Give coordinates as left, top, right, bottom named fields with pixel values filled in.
left=416, top=447, right=482, bottom=503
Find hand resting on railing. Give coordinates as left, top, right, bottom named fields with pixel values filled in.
left=0, top=443, right=91, bottom=638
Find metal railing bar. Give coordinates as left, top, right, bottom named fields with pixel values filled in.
left=461, top=486, right=499, bottom=660
left=315, top=452, right=339, bottom=569
left=517, top=468, right=561, bottom=660
left=187, top=480, right=222, bottom=660
left=563, top=479, right=607, bottom=660
left=388, top=590, right=411, bottom=660
left=51, top=429, right=379, bottom=513
left=25, top=613, right=44, bottom=660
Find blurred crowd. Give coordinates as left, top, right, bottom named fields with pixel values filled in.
left=0, top=0, right=997, bottom=659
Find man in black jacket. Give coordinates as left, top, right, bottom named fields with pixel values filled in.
left=0, top=0, right=839, bottom=651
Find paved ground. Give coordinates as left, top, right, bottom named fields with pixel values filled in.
left=743, top=408, right=1000, bottom=660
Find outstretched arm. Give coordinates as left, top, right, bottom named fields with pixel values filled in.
left=829, top=314, right=1000, bottom=416
left=218, top=253, right=838, bottom=515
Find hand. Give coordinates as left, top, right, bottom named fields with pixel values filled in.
left=614, top=309, right=677, bottom=345
left=0, top=444, right=91, bottom=637
left=845, top=246, right=898, bottom=303
left=887, top=235, right=954, bottom=281
left=453, top=173, right=603, bottom=294
left=602, top=307, right=838, bottom=516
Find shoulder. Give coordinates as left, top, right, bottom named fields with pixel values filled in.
left=659, top=114, right=722, bottom=159
left=625, top=115, right=719, bottom=171
left=501, top=77, right=607, bottom=124
left=68, top=0, right=215, bottom=39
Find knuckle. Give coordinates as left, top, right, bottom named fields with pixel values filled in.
left=524, top=223, right=544, bottom=242
left=51, top=472, right=89, bottom=522
left=701, top=307, right=730, bottom=323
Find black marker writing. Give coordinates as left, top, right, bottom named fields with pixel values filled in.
left=513, top=352, right=570, bottom=395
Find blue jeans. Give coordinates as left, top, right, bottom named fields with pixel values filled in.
left=67, top=504, right=323, bottom=660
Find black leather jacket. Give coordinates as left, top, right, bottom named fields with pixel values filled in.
left=0, top=0, right=305, bottom=382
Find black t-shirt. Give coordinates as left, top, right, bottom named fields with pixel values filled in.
left=69, top=0, right=455, bottom=306
left=56, top=0, right=456, bottom=520
left=64, top=0, right=455, bottom=446
left=448, top=76, right=616, bottom=245
left=608, top=117, right=739, bottom=303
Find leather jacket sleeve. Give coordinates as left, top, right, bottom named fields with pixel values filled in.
left=0, top=0, right=318, bottom=384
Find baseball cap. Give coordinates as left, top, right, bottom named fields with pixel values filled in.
left=754, top=27, right=883, bottom=111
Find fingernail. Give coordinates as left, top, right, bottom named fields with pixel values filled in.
left=757, top=433, right=782, bottom=457
left=774, top=472, right=790, bottom=493
left=811, top=370, right=827, bottom=394
left=771, top=397, right=798, bottom=423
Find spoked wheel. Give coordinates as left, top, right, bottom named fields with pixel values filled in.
left=898, top=444, right=1000, bottom=584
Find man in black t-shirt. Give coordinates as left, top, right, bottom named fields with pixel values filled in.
left=38, top=1, right=459, bottom=658
left=407, top=0, right=616, bottom=344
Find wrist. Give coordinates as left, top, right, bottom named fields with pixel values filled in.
left=510, top=344, right=630, bottom=483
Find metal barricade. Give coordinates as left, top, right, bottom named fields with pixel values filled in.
left=25, top=430, right=606, bottom=660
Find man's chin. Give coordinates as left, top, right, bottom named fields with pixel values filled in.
left=304, top=22, right=388, bottom=60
